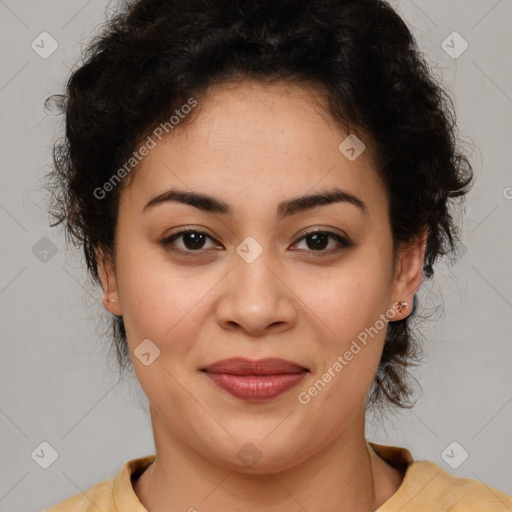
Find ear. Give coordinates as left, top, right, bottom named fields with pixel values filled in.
left=95, top=245, right=122, bottom=317
left=390, top=228, right=428, bottom=321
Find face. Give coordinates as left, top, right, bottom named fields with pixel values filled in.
left=98, top=79, right=425, bottom=473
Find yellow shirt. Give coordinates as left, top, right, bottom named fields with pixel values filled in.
left=46, top=442, right=512, bottom=511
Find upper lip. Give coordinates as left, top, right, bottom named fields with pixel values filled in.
left=201, top=357, right=309, bottom=376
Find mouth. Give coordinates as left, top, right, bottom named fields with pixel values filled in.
left=200, top=357, right=309, bottom=402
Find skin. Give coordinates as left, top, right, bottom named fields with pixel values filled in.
left=97, top=79, right=427, bottom=511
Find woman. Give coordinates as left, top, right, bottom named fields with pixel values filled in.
left=44, top=0, right=512, bottom=510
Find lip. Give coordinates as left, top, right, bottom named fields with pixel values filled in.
left=202, top=357, right=308, bottom=375
left=201, top=357, right=309, bottom=402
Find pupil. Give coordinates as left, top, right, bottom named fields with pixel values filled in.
left=307, top=233, right=328, bottom=250
left=184, top=232, right=205, bottom=249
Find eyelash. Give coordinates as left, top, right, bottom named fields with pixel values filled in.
left=159, top=228, right=354, bottom=257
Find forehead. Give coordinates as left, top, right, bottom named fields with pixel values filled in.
left=120, top=79, right=387, bottom=219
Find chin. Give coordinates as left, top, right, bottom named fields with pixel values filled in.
left=203, top=434, right=310, bottom=474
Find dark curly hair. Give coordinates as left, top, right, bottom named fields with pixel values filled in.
left=45, top=0, right=473, bottom=411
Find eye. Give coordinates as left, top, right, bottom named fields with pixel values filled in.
left=160, top=229, right=220, bottom=254
left=160, top=228, right=353, bottom=256
left=291, top=230, right=353, bottom=254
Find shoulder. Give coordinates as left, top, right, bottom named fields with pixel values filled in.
left=371, top=442, right=512, bottom=512
left=44, top=454, right=156, bottom=512
left=45, top=477, right=114, bottom=512
left=399, top=459, right=512, bottom=511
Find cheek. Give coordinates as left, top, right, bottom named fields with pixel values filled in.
left=120, top=272, right=205, bottom=349
left=294, top=257, right=392, bottom=343
left=290, top=257, right=393, bottom=403
left=295, top=285, right=389, bottom=421
left=114, top=245, right=191, bottom=342
left=115, top=258, right=213, bottom=406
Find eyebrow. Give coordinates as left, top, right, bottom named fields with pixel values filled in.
left=143, top=187, right=367, bottom=218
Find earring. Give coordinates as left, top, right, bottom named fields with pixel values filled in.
left=396, top=301, right=408, bottom=312
left=110, top=298, right=117, bottom=303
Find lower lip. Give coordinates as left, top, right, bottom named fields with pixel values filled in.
left=204, top=372, right=307, bottom=402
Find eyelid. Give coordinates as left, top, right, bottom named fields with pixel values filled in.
left=159, top=228, right=221, bottom=252
left=159, top=227, right=354, bottom=255
left=290, top=229, right=354, bottom=254
left=295, top=226, right=352, bottom=244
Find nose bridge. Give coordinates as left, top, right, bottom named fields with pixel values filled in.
left=232, top=238, right=279, bottom=304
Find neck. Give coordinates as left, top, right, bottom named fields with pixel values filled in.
left=133, top=405, right=402, bottom=512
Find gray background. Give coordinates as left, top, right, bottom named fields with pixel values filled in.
left=0, top=0, right=511, bottom=510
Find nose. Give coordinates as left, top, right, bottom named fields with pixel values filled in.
left=214, top=251, right=298, bottom=337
